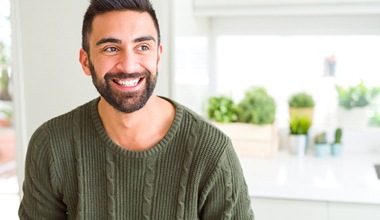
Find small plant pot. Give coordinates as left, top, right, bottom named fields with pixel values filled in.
left=314, top=143, right=330, bottom=157
left=289, top=107, right=314, bottom=122
left=289, top=134, right=307, bottom=156
left=331, top=143, right=343, bottom=157
left=0, top=119, right=11, bottom=127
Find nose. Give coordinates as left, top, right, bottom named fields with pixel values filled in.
left=115, top=51, right=140, bottom=73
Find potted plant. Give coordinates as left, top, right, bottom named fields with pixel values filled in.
left=288, top=115, right=312, bottom=156
left=0, top=68, right=11, bottom=101
left=314, top=132, right=329, bottom=157
left=369, top=111, right=380, bottom=127
left=236, top=87, right=276, bottom=125
left=235, top=86, right=278, bottom=157
left=0, top=109, right=12, bottom=127
left=336, top=81, right=380, bottom=129
left=207, top=95, right=238, bottom=123
left=288, top=92, right=315, bottom=123
left=0, top=42, right=11, bottom=101
left=208, top=87, right=278, bottom=157
left=331, top=128, right=343, bottom=156
left=336, top=81, right=379, bottom=109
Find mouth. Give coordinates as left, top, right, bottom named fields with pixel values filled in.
left=113, top=77, right=145, bottom=88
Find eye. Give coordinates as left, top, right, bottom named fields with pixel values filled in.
left=104, top=47, right=118, bottom=52
left=137, top=45, right=150, bottom=51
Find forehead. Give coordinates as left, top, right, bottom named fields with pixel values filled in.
left=90, top=10, right=157, bottom=43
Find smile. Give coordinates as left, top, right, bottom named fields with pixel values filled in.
left=113, top=77, right=143, bottom=87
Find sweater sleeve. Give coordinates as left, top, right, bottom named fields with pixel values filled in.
left=199, top=142, right=254, bottom=220
left=18, top=125, right=67, bottom=219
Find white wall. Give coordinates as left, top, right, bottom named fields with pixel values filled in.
left=12, top=0, right=95, bottom=196
left=15, top=0, right=94, bottom=139
left=151, top=0, right=173, bottom=98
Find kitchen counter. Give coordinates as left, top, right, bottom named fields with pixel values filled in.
left=240, top=152, right=380, bottom=205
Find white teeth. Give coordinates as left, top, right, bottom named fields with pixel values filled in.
left=116, top=79, right=139, bottom=87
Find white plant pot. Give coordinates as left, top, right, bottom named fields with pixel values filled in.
left=289, top=134, right=307, bottom=156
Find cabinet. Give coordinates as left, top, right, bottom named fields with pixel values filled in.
left=252, top=198, right=380, bottom=220
left=329, top=203, right=380, bottom=220
left=252, top=198, right=328, bottom=220
left=193, top=0, right=380, bottom=16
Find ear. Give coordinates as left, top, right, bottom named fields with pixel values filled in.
left=79, top=48, right=92, bottom=76
left=156, top=44, right=163, bottom=70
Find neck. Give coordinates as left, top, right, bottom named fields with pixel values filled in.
left=97, top=95, right=175, bottom=151
left=98, top=96, right=153, bottom=128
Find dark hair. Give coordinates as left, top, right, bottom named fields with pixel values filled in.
left=82, top=0, right=160, bottom=53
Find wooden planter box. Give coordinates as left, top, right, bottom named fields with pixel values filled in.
left=213, top=122, right=279, bottom=157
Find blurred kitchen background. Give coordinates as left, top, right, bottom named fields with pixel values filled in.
left=1, top=0, right=380, bottom=219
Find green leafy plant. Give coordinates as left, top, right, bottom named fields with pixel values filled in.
left=236, top=87, right=276, bottom=125
left=369, top=111, right=380, bottom=127
left=0, top=108, right=12, bottom=120
left=207, top=95, right=238, bottom=123
left=0, top=68, right=11, bottom=100
left=288, top=92, right=315, bottom=108
left=314, top=132, right=328, bottom=144
left=289, top=115, right=312, bottom=135
left=333, top=128, right=342, bottom=144
left=336, top=81, right=380, bottom=110
left=0, top=106, right=13, bottom=126
left=0, top=42, right=11, bottom=101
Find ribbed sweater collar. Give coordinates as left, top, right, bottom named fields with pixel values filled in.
left=89, top=97, right=183, bottom=158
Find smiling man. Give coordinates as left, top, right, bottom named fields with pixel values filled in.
left=18, top=0, right=254, bottom=219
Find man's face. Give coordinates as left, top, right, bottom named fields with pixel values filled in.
left=80, top=10, right=162, bottom=113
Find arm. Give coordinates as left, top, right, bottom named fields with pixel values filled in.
left=199, top=142, right=254, bottom=220
left=19, top=125, right=67, bottom=219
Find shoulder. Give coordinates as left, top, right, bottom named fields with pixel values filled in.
left=165, top=97, right=234, bottom=164
left=167, top=97, right=231, bottom=148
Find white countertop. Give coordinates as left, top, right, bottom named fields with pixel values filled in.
left=240, top=152, right=380, bottom=205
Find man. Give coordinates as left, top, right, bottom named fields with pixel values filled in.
left=19, top=0, right=254, bottom=219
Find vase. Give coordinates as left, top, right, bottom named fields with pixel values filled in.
left=289, top=134, right=307, bottom=156
left=331, top=143, right=343, bottom=157
left=314, top=143, right=330, bottom=157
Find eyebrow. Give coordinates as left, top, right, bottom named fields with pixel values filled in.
left=96, top=37, right=121, bottom=46
left=133, top=36, right=156, bottom=44
left=96, top=36, right=156, bottom=46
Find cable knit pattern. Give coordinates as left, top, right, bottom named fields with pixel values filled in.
left=105, top=151, right=116, bottom=219
left=142, top=156, right=156, bottom=219
left=73, top=108, right=84, bottom=219
left=176, top=118, right=198, bottom=220
left=19, top=97, right=254, bottom=220
left=222, top=157, right=233, bottom=219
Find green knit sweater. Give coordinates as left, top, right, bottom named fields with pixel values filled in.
left=19, top=98, right=254, bottom=219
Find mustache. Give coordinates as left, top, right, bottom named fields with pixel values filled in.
left=104, top=71, right=149, bottom=80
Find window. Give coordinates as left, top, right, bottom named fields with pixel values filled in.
left=172, top=13, right=380, bottom=153
left=173, top=36, right=209, bottom=114
left=216, top=35, right=380, bottom=128
left=0, top=0, right=18, bottom=212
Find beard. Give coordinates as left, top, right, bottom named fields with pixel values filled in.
left=89, top=59, right=157, bottom=113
